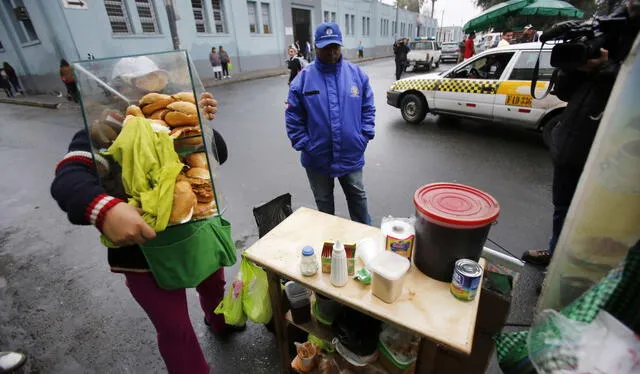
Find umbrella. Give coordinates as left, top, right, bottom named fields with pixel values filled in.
left=463, top=0, right=535, bottom=32
left=517, top=0, right=585, bottom=17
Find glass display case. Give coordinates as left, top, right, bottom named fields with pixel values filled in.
left=73, top=50, right=225, bottom=228
left=538, top=40, right=640, bottom=310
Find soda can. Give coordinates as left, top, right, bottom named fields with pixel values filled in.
left=450, top=259, right=483, bottom=301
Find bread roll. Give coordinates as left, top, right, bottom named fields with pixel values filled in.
left=149, top=108, right=170, bottom=120
left=165, top=111, right=199, bottom=127
left=185, top=152, right=208, bottom=168
left=167, top=101, right=197, bottom=116
left=193, top=200, right=217, bottom=219
left=142, top=97, right=175, bottom=116
left=172, top=92, right=196, bottom=104
left=126, top=105, right=144, bottom=117
left=139, top=93, right=172, bottom=106
left=169, top=181, right=197, bottom=224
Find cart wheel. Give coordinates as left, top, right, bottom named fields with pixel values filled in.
left=401, top=93, right=428, bottom=124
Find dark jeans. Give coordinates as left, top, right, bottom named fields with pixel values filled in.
left=395, top=60, right=405, bottom=80
left=222, top=62, right=229, bottom=77
left=358, top=50, right=364, bottom=58
left=305, top=169, right=371, bottom=225
left=549, top=165, right=583, bottom=254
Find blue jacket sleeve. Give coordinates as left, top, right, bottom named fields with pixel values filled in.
left=285, top=84, right=310, bottom=151
left=360, top=69, right=376, bottom=140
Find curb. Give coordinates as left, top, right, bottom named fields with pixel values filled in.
left=0, top=98, right=60, bottom=109
left=203, top=55, right=392, bottom=88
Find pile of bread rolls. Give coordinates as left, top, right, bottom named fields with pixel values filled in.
left=169, top=152, right=217, bottom=224
left=126, top=91, right=202, bottom=148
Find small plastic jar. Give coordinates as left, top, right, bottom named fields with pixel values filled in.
left=300, top=246, right=318, bottom=276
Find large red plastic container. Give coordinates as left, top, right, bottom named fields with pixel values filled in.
left=413, top=183, right=500, bottom=282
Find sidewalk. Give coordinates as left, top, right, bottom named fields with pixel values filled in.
left=0, top=55, right=392, bottom=109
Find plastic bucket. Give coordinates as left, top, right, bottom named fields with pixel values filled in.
left=413, top=183, right=500, bottom=282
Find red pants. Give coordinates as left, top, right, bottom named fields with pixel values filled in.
left=124, top=269, right=226, bottom=374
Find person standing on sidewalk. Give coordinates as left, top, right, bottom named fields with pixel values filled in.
left=219, top=46, right=231, bottom=79
left=357, top=41, right=364, bottom=58
left=286, top=22, right=375, bottom=225
left=464, top=32, right=476, bottom=60
left=209, top=47, right=222, bottom=80
left=286, top=47, right=303, bottom=85
left=393, top=38, right=409, bottom=80
left=2, top=62, right=23, bottom=95
left=59, top=59, right=78, bottom=102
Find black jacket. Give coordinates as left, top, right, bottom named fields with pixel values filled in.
left=393, top=43, right=410, bottom=62
left=287, top=57, right=302, bottom=84
left=550, top=9, right=639, bottom=169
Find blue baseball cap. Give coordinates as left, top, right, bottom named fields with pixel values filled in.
left=314, top=23, right=343, bottom=48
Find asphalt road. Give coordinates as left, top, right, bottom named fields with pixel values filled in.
left=0, top=58, right=549, bottom=373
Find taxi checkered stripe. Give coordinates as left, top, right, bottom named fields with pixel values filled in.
left=393, top=79, right=439, bottom=91
left=437, top=79, right=500, bottom=94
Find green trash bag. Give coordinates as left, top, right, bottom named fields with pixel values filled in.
left=214, top=273, right=247, bottom=326
left=240, top=256, right=272, bottom=324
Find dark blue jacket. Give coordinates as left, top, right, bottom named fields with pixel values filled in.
left=285, top=56, right=375, bottom=177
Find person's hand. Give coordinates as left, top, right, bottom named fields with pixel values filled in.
left=577, top=49, right=609, bottom=72
left=199, top=92, right=218, bottom=120
left=101, top=202, right=156, bottom=246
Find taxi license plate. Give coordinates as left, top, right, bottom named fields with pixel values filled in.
left=506, top=94, right=533, bottom=107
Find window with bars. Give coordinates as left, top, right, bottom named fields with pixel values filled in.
left=344, top=14, right=349, bottom=35
left=323, top=11, right=329, bottom=23
left=362, top=17, right=365, bottom=36
left=192, top=0, right=207, bottom=33
left=211, top=0, right=226, bottom=33
left=261, top=3, right=271, bottom=34
left=135, top=0, right=159, bottom=33
left=247, top=1, right=257, bottom=33
left=104, top=0, right=132, bottom=34
left=4, top=0, right=39, bottom=43
left=366, top=17, right=370, bottom=36
left=350, top=15, right=354, bottom=36
left=330, top=12, right=336, bottom=23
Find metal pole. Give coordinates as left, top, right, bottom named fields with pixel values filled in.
left=439, top=9, right=444, bottom=42
left=395, top=2, right=399, bottom=38
left=164, top=0, right=180, bottom=50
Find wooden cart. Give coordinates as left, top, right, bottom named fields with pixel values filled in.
left=244, top=207, right=486, bottom=373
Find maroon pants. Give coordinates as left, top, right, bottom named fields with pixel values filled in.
left=124, top=269, right=226, bottom=374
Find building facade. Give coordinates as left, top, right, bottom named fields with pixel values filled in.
left=0, top=0, right=420, bottom=93
left=437, top=26, right=464, bottom=43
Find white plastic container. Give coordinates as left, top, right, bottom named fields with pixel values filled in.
left=330, top=240, right=349, bottom=287
left=370, top=251, right=411, bottom=303
left=356, top=237, right=380, bottom=269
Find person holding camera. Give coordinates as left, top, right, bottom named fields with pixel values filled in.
left=393, top=38, right=410, bottom=80
left=522, top=0, right=640, bottom=267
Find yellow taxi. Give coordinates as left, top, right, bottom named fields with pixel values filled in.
left=387, top=43, right=566, bottom=142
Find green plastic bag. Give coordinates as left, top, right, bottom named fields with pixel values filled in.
left=240, top=256, right=272, bottom=324
left=214, top=273, right=247, bottom=326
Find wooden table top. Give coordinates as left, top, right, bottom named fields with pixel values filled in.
left=244, top=207, right=484, bottom=354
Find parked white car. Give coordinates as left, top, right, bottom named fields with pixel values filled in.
left=407, top=39, right=441, bottom=71
left=387, top=43, right=566, bottom=143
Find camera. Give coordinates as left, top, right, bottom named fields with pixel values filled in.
left=541, top=17, right=627, bottom=69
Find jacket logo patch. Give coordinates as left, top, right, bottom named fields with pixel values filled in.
left=351, top=86, right=359, bottom=97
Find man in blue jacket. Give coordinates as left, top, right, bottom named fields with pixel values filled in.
left=286, top=22, right=375, bottom=225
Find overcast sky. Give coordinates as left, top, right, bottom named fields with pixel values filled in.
left=381, top=0, right=483, bottom=27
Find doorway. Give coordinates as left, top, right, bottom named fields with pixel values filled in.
left=292, top=8, right=311, bottom=52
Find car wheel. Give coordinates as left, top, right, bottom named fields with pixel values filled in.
left=542, top=113, right=561, bottom=148
left=400, top=93, right=428, bottom=124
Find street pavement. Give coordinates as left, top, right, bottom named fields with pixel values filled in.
left=0, top=58, right=548, bottom=373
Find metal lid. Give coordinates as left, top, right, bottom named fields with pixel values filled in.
left=414, top=183, right=500, bottom=228
left=302, top=246, right=315, bottom=256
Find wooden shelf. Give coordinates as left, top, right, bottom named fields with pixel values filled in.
left=285, top=310, right=334, bottom=343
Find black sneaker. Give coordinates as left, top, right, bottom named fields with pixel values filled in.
left=522, top=250, right=552, bottom=267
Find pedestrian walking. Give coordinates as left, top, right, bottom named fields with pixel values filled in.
left=209, top=47, right=222, bottom=80
left=59, top=59, right=78, bottom=102
left=0, top=69, right=13, bottom=97
left=286, top=22, right=375, bottom=225
left=286, top=47, right=303, bottom=85
left=2, top=62, right=23, bottom=95
left=357, top=40, right=364, bottom=58
left=464, top=32, right=476, bottom=59
left=393, top=38, right=409, bottom=80
left=497, top=31, right=513, bottom=47
left=219, top=46, right=231, bottom=79
left=51, top=56, right=237, bottom=374
left=306, top=40, right=313, bottom=61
